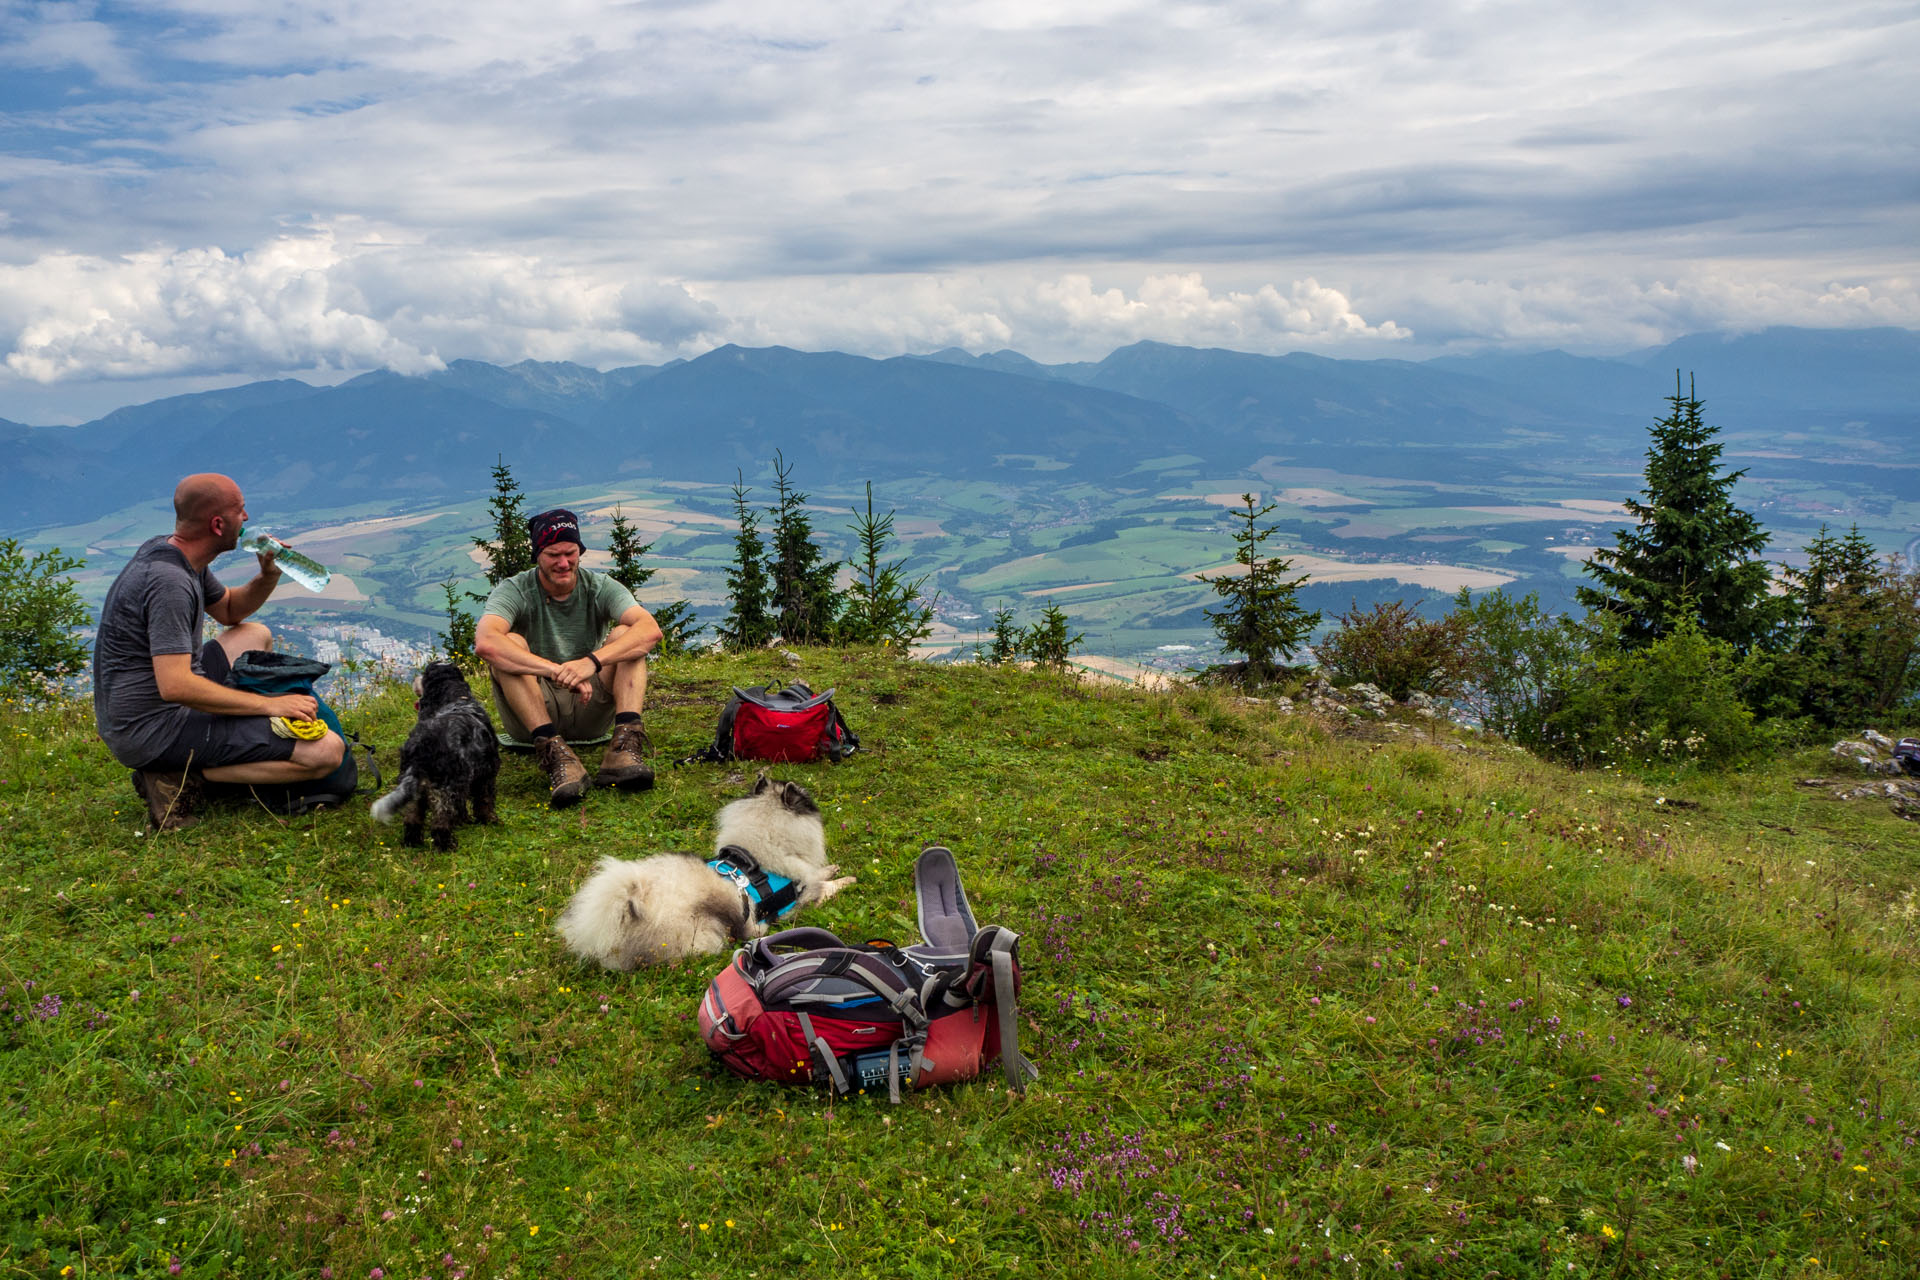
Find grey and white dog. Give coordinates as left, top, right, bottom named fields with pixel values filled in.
left=555, top=774, right=855, bottom=969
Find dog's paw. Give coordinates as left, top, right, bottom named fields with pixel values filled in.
left=819, top=875, right=857, bottom=900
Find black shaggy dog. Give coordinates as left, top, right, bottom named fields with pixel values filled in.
left=371, top=662, right=501, bottom=850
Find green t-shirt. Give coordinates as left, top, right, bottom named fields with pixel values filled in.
left=481, top=568, right=639, bottom=662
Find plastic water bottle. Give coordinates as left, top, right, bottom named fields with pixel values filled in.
left=238, top=528, right=331, bottom=592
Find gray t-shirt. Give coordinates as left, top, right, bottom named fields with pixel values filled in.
left=93, top=536, right=228, bottom=768
left=481, top=567, right=637, bottom=662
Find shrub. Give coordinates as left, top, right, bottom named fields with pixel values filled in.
left=0, top=540, right=90, bottom=702
left=1316, top=600, right=1470, bottom=701
left=1540, top=613, right=1777, bottom=770
left=1449, top=588, right=1588, bottom=745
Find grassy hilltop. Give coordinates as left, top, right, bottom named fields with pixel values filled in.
left=3, top=652, right=1918, bottom=1279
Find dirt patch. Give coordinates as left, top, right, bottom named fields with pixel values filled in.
left=1273, top=487, right=1367, bottom=507
left=1023, top=581, right=1117, bottom=596
left=1189, top=555, right=1512, bottom=592
left=1458, top=504, right=1626, bottom=522
left=1075, top=655, right=1180, bottom=689
left=293, top=511, right=459, bottom=546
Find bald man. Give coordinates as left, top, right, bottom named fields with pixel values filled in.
left=92, top=473, right=345, bottom=831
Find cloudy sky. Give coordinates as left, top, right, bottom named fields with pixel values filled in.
left=2, top=0, right=1916, bottom=421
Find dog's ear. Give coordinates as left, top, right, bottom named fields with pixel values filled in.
left=777, top=780, right=819, bottom=817
left=751, top=771, right=773, bottom=796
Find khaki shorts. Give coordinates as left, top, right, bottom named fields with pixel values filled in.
left=492, top=671, right=615, bottom=744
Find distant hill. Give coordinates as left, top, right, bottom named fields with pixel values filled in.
left=586, top=345, right=1193, bottom=479
left=3, top=326, right=1915, bottom=534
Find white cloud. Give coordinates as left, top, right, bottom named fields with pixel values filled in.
left=1366, top=265, right=1920, bottom=353
left=0, top=0, right=1915, bottom=414
left=0, top=228, right=726, bottom=382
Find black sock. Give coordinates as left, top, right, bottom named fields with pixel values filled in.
left=530, top=723, right=558, bottom=743
left=615, top=712, right=642, bottom=726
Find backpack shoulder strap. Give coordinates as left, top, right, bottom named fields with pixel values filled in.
left=979, top=926, right=1039, bottom=1092
left=906, top=845, right=978, bottom=962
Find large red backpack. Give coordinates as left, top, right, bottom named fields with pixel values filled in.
left=697, top=847, right=1037, bottom=1101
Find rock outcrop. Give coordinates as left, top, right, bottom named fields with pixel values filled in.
left=1828, top=730, right=1920, bottom=822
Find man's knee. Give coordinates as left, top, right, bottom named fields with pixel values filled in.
left=292, top=732, right=346, bottom=776
left=217, top=621, right=271, bottom=658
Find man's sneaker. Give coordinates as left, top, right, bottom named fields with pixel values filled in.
left=595, top=722, right=655, bottom=792
left=132, top=768, right=201, bottom=832
left=535, top=736, right=590, bottom=809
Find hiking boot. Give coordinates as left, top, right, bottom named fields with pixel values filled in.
left=535, top=736, right=590, bottom=809
left=132, top=768, right=202, bottom=832
left=595, top=722, right=655, bottom=792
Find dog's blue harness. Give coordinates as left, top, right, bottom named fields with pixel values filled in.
left=708, top=844, right=800, bottom=925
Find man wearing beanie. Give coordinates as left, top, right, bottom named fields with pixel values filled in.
left=474, top=508, right=663, bottom=806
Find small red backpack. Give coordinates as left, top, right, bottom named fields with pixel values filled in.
left=696, top=681, right=859, bottom=764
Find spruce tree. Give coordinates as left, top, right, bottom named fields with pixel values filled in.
left=840, top=482, right=935, bottom=651
left=472, top=455, right=534, bottom=588
left=1577, top=374, right=1785, bottom=653
left=767, top=451, right=841, bottom=645
left=434, top=577, right=477, bottom=660
left=1199, top=493, right=1320, bottom=683
left=606, top=506, right=701, bottom=656
left=985, top=606, right=1020, bottom=664
left=1785, top=527, right=1918, bottom=724
left=717, top=473, right=775, bottom=651
left=1022, top=603, right=1084, bottom=670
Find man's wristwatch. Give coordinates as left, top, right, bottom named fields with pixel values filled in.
left=586, top=651, right=603, bottom=672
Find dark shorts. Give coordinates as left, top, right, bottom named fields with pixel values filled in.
left=135, top=641, right=297, bottom=773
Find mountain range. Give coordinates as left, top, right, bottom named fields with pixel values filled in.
left=4, top=326, right=1917, bottom=534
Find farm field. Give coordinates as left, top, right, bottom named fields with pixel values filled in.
left=20, top=433, right=1920, bottom=679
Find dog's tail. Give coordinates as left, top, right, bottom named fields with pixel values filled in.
left=370, top=771, right=419, bottom=824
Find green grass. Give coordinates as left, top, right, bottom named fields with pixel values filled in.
left=3, top=653, right=1919, bottom=1278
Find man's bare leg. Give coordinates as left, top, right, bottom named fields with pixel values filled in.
left=203, top=732, right=346, bottom=784
left=485, top=631, right=562, bottom=734
left=601, top=623, right=649, bottom=716
left=481, top=631, right=590, bottom=806
left=200, top=621, right=344, bottom=781
left=215, top=621, right=272, bottom=665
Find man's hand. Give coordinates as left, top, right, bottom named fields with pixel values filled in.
left=551, top=657, right=599, bottom=698
left=254, top=540, right=284, bottom=582
left=264, top=692, right=319, bottom=720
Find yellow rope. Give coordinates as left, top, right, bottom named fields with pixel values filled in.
left=269, top=716, right=328, bottom=741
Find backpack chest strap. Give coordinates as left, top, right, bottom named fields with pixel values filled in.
left=708, top=845, right=800, bottom=924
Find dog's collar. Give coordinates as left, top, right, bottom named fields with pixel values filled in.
left=708, top=844, right=799, bottom=924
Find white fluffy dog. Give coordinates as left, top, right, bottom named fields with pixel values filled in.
left=555, top=774, right=855, bottom=969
